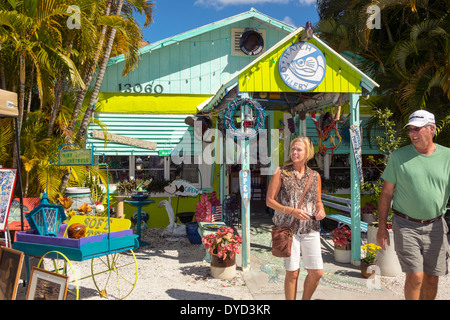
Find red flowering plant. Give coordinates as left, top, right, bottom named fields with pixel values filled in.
left=331, top=226, right=351, bottom=249
left=202, top=226, right=242, bottom=260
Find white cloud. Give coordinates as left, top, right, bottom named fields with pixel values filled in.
left=195, top=0, right=291, bottom=9
left=282, top=16, right=296, bottom=27
left=298, top=0, right=316, bottom=5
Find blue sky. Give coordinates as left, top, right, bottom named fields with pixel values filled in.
left=138, top=0, right=320, bottom=43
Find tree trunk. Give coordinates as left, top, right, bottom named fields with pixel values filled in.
left=25, top=67, right=34, bottom=121
left=12, top=54, right=26, bottom=169
left=0, top=65, right=5, bottom=89
left=47, top=74, right=65, bottom=137
left=59, top=0, right=117, bottom=193
left=67, top=0, right=113, bottom=141
left=75, top=0, right=124, bottom=143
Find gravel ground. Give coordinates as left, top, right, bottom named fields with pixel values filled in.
left=15, top=228, right=253, bottom=300
left=14, top=228, right=450, bottom=300
left=381, top=273, right=450, bottom=300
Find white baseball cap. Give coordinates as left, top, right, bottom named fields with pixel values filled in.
left=404, top=110, right=435, bottom=128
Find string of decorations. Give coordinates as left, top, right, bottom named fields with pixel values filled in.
left=223, top=98, right=266, bottom=140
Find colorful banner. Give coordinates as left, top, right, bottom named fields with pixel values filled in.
left=349, top=125, right=364, bottom=183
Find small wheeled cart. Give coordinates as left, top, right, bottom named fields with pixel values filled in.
left=13, top=143, right=139, bottom=300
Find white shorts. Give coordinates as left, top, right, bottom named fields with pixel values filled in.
left=284, top=231, right=323, bottom=271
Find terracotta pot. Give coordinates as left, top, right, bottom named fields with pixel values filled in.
left=210, top=254, right=236, bottom=280
left=360, top=260, right=377, bottom=278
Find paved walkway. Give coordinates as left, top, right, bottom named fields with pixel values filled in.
left=237, top=210, right=402, bottom=300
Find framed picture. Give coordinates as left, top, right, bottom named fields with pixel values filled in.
left=0, top=168, right=17, bottom=231
left=0, top=246, right=24, bottom=300
left=26, top=267, right=69, bottom=300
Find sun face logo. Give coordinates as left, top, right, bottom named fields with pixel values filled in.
left=279, top=42, right=326, bottom=91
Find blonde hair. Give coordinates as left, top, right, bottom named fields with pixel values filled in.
left=282, top=136, right=315, bottom=174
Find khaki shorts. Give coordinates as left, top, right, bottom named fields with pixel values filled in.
left=284, top=231, right=323, bottom=271
left=392, top=214, right=449, bottom=276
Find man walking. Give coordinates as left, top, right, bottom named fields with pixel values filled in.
left=377, top=110, right=450, bottom=300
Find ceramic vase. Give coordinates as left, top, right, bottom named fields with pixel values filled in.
left=361, top=213, right=376, bottom=224
left=334, top=246, right=351, bottom=264
left=367, top=223, right=402, bottom=276
left=210, top=254, right=236, bottom=280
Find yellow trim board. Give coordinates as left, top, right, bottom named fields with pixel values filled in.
left=97, top=93, right=212, bottom=113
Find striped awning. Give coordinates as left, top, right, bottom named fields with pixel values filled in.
left=87, top=113, right=198, bottom=156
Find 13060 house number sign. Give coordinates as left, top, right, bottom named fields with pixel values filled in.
left=118, top=83, right=164, bottom=93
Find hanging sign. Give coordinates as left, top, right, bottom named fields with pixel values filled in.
left=0, top=89, right=18, bottom=117
left=349, top=125, right=364, bottom=183
left=164, top=179, right=199, bottom=197
left=239, top=170, right=251, bottom=208
left=158, top=149, right=172, bottom=157
left=59, top=148, right=93, bottom=166
left=279, top=42, right=326, bottom=91
left=63, top=215, right=131, bottom=237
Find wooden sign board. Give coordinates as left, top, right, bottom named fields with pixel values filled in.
left=59, top=148, right=93, bottom=166
left=0, top=89, right=18, bottom=117
left=92, top=130, right=157, bottom=150
left=64, top=215, right=131, bottom=238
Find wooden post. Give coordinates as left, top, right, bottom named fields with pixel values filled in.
left=349, top=93, right=361, bottom=265
left=240, top=94, right=251, bottom=270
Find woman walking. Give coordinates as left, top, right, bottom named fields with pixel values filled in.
left=266, top=136, right=326, bottom=300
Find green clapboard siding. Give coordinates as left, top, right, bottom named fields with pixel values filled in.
left=101, top=9, right=295, bottom=95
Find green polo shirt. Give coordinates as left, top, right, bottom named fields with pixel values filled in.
left=381, top=144, right=450, bottom=220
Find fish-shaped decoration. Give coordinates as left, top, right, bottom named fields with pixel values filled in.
left=279, top=42, right=326, bottom=91
left=288, top=54, right=324, bottom=84
left=164, top=179, right=199, bottom=197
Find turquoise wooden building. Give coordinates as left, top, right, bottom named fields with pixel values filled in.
left=87, top=8, right=300, bottom=227
left=87, top=8, right=380, bottom=266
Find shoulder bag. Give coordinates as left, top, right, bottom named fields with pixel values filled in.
left=271, top=169, right=313, bottom=258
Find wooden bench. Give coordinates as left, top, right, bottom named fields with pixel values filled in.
left=322, top=194, right=368, bottom=232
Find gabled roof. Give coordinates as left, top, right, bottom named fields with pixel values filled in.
left=108, top=8, right=296, bottom=67
left=197, top=26, right=379, bottom=113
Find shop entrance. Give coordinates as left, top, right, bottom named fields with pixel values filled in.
left=227, top=114, right=270, bottom=217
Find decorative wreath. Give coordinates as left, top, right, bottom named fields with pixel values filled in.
left=224, top=98, right=266, bottom=140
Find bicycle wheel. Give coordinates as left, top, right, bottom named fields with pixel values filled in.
left=91, top=249, right=138, bottom=300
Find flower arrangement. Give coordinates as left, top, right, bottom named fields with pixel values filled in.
left=331, top=226, right=351, bottom=249
left=78, top=203, right=92, bottom=214
left=57, top=196, right=73, bottom=211
left=361, top=243, right=382, bottom=264
left=202, top=226, right=242, bottom=260
left=361, top=202, right=376, bottom=214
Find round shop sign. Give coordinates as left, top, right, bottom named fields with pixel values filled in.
left=279, top=42, right=326, bottom=91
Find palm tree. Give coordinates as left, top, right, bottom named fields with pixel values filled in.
left=0, top=0, right=154, bottom=197
left=315, top=0, right=450, bottom=146
left=74, top=0, right=154, bottom=142
left=0, top=0, right=85, bottom=132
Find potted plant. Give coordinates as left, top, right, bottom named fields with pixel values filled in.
left=331, top=226, right=351, bottom=263
left=361, top=202, right=377, bottom=223
left=360, top=243, right=381, bottom=278
left=367, top=220, right=402, bottom=276
left=202, top=226, right=242, bottom=280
